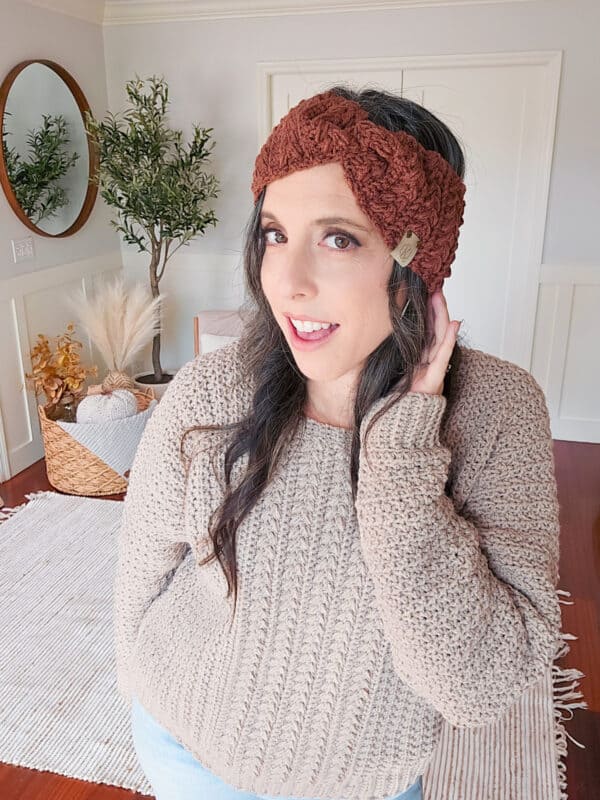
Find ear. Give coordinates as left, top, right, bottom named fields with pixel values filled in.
left=395, top=286, right=409, bottom=316
left=394, top=285, right=404, bottom=302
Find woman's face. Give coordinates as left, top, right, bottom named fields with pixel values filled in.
left=260, top=162, right=402, bottom=387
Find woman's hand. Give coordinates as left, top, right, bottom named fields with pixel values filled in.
left=410, top=289, right=461, bottom=396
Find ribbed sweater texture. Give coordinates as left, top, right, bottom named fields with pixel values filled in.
left=113, top=338, right=562, bottom=800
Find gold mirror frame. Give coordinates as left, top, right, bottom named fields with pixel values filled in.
left=0, top=59, right=98, bottom=238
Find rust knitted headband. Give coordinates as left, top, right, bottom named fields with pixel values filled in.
left=251, top=89, right=467, bottom=294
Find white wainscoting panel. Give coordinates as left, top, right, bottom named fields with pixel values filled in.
left=532, top=263, right=600, bottom=443
left=0, top=255, right=123, bottom=481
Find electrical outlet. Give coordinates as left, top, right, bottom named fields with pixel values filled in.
left=11, top=236, right=35, bottom=263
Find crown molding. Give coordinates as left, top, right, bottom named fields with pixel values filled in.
left=104, top=0, right=534, bottom=25
left=22, top=0, right=105, bottom=24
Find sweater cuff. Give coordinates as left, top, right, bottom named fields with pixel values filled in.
left=360, top=391, right=447, bottom=450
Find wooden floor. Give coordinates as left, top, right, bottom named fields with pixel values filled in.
left=0, top=445, right=598, bottom=800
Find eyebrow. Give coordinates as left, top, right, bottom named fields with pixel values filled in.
left=260, top=211, right=371, bottom=233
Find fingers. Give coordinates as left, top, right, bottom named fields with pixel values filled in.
left=431, top=289, right=458, bottom=357
left=430, top=289, right=450, bottom=360
left=412, top=289, right=460, bottom=394
left=432, top=310, right=459, bottom=372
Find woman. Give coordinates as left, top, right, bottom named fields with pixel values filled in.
left=114, top=86, right=562, bottom=800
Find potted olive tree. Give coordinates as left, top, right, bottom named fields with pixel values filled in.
left=84, top=75, right=220, bottom=396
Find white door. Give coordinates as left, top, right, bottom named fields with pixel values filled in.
left=259, top=51, right=562, bottom=371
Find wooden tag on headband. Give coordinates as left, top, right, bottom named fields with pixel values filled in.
left=391, top=230, right=420, bottom=267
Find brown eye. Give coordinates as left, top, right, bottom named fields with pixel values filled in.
left=324, top=230, right=360, bottom=251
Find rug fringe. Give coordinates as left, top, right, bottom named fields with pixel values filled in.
left=553, top=588, right=588, bottom=800
left=0, top=490, right=58, bottom=524
left=0, top=503, right=26, bottom=523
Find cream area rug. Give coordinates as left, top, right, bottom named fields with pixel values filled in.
left=0, top=490, right=588, bottom=799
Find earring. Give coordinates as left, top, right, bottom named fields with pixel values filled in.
left=400, top=298, right=411, bottom=318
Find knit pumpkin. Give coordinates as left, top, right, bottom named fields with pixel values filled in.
left=76, top=389, right=138, bottom=424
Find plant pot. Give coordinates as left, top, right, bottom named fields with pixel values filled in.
left=38, top=388, right=156, bottom=496
left=133, top=367, right=179, bottom=401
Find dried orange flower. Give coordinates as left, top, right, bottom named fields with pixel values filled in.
left=25, top=322, right=98, bottom=416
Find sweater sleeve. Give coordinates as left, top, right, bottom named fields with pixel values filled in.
left=355, top=374, right=562, bottom=729
left=113, top=359, right=197, bottom=709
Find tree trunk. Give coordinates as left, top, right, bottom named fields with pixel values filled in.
left=149, top=249, right=163, bottom=382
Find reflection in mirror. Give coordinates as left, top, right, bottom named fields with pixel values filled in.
left=0, top=60, right=97, bottom=237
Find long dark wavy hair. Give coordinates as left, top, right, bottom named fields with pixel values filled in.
left=181, top=84, right=467, bottom=621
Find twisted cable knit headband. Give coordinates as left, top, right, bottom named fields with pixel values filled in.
left=251, top=89, right=467, bottom=294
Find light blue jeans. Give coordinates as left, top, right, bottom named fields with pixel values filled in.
left=131, top=695, right=423, bottom=800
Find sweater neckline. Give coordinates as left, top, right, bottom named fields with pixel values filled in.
left=302, top=414, right=354, bottom=438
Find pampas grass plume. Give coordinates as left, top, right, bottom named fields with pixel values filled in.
left=66, top=276, right=163, bottom=374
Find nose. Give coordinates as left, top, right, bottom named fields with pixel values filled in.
left=277, top=239, right=319, bottom=300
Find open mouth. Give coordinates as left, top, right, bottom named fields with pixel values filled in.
left=286, top=317, right=340, bottom=347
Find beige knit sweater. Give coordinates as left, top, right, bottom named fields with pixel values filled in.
left=113, top=338, right=562, bottom=800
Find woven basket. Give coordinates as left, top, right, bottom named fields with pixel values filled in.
left=38, top=388, right=156, bottom=497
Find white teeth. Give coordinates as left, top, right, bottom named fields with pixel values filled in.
left=291, top=318, right=334, bottom=332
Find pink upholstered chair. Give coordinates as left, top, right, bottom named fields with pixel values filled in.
left=193, top=309, right=252, bottom=357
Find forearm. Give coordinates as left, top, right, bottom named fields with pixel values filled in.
left=356, top=391, right=561, bottom=728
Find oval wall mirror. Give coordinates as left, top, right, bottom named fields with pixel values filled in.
left=0, top=59, right=98, bottom=237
